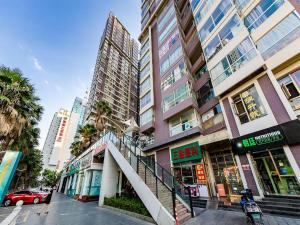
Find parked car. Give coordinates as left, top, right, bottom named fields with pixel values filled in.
left=2, top=190, right=48, bottom=207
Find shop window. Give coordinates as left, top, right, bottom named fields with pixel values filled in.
left=278, top=70, right=300, bottom=110
left=232, top=85, right=267, bottom=124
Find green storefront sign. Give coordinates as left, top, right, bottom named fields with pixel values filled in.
left=67, top=161, right=80, bottom=176
left=241, top=130, right=284, bottom=148
left=171, top=142, right=201, bottom=164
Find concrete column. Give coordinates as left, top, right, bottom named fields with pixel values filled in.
left=235, top=155, right=248, bottom=189
left=98, top=149, right=119, bottom=206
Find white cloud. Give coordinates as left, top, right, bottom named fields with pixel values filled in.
left=32, top=57, right=43, bottom=71
left=44, top=80, right=49, bottom=85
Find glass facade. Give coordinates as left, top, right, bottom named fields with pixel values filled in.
left=211, top=37, right=257, bottom=87
left=163, top=83, right=190, bottom=112
left=244, top=0, right=284, bottom=32
left=161, top=62, right=186, bottom=90
left=256, top=12, right=300, bottom=59
left=140, top=91, right=151, bottom=109
left=140, top=108, right=153, bottom=126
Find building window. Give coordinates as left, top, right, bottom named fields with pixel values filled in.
left=160, top=47, right=182, bottom=75
left=191, top=0, right=201, bottom=11
left=140, top=91, right=151, bottom=109
left=140, top=51, right=150, bottom=69
left=140, top=77, right=151, bottom=94
left=256, top=12, right=300, bottom=59
left=140, top=109, right=153, bottom=126
left=232, top=85, right=267, bottom=124
left=140, top=64, right=150, bottom=80
left=163, top=83, right=190, bottom=112
left=197, top=81, right=215, bottom=107
left=158, top=4, right=175, bottom=32
left=161, top=63, right=186, bottom=90
left=159, top=30, right=180, bottom=59
left=158, top=17, right=177, bottom=45
left=140, top=38, right=150, bottom=57
left=194, top=0, right=214, bottom=25
left=210, top=37, right=257, bottom=87
left=244, top=0, right=284, bottom=32
left=278, top=69, right=300, bottom=110
left=204, top=15, right=242, bottom=61
left=199, top=0, right=232, bottom=42
left=234, top=0, right=250, bottom=12
left=169, top=109, right=197, bottom=136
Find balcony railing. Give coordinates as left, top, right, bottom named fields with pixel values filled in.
left=170, top=119, right=198, bottom=136
left=163, top=88, right=191, bottom=112
left=289, top=96, right=300, bottom=111
left=202, top=113, right=224, bottom=130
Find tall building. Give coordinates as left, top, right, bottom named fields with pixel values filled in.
left=189, top=0, right=300, bottom=200
left=42, top=98, right=86, bottom=171
left=139, top=0, right=300, bottom=204
left=139, top=0, right=228, bottom=199
left=86, top=13, right=139, bottom=123
left=42, top=109, right=70, bottom=171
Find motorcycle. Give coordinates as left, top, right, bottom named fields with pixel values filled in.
left=240, top=189, right=264, bottom=225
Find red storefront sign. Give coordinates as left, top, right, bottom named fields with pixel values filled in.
left=196, top=164, right=206, bottom=182
left=56, top=117, right=67, bottom=142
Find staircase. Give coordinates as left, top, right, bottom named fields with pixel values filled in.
left=218, top=195, right=300, bottom=218
left=256, top=195, right=300, bottom=217
left=98, top=131, right=193, bottom=225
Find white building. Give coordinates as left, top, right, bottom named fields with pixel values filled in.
left=42, top=98, right=86, bottom=171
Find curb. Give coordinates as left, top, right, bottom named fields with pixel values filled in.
left=102, top=205, right=155, bottom=224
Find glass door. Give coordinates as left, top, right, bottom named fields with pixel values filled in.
left=253, top=148, right=300, bottom=195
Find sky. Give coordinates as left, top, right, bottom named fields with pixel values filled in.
left=0, top=0, right=141, bottom=149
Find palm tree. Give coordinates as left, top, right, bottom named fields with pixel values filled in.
left=79, top=124, right=97, bottom=148
left=91, top=101, right=112, bottom=135
left=0, top=66, right=43, bottom=152
left=70, top=140, right=82, bottom=157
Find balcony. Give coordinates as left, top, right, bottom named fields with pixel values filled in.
left=170, top=118, right=198, bottom=136
left=202, top=113, right=226, bottom=135
left=191, top=54, right=206, bottom=74
left=193, top=72, right=210, bottom=92
left=140, top=120, right=155, bottom=134
left=163, top=96, right=198, bottom=121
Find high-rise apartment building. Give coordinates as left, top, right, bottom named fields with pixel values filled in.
left=86, top=13, right=139, bottom=123
left=139, top=0, right=300, bottom=205
left=42, top=109, right=70, bottom=171
left=42, top=98, right=86, bottom=171
left=189, top=0, right=300, bottom=200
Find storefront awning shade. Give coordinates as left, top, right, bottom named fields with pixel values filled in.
left=171, top=142, right=201, bottom=164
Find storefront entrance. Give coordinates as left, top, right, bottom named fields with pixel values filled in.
left=252, top=148, right=300, bottom=196
left=209, top=148, right=243, bottom=200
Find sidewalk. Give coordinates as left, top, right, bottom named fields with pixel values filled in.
left=14, top=192, right=154, bottom=225
left=185, top=209, right=300, bottom=225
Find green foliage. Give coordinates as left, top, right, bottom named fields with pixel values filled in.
left=104, top=196, right=151, bottom=217
left=0, top=66, right=43, bottom=152
left=70, top=140, right=83, bottom=157
left=42, top=169, right=61, bottom=187
left=79, top=124, right=97, bottom=148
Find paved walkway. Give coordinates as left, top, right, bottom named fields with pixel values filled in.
left=1, top=192, right=153, bottom=225
left=185, top=209, right=300, bottom=225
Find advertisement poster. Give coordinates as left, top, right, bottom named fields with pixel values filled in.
left=0, top=151, right=22, bottom=204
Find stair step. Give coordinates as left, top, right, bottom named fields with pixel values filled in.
left=179, top=213, right=191, bottom=224
left=258, top=204, right=300, bottom=212
left=261, top=197, right=300, bottom=204
left=257, top=200, right=300, bottom=207
left=261, top=208, right=300, bottom=217
left=265, top=195, right=300, bottom=200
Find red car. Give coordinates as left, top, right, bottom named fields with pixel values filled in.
left=3, top=191, right=48, bottom=207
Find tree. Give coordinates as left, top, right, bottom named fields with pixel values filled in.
left=79, top=124, right=97, bottom=148
left=70, top=140, right=82, bottom=157
left=12, top=148, right=43, bottom=189
left=0, top=66, right=43, bottom=152
left=42, top=169, right=61, bottom=187
left=91, top=100, right=112, bottom=135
